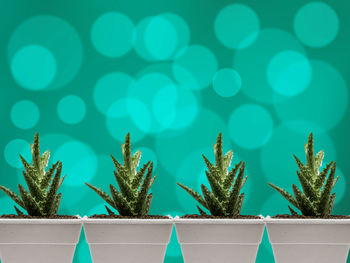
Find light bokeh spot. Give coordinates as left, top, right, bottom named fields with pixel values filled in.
left=11, top=45, right=56, bottom=90
left=294, top=2, right=339, bottom=47
left=57, top=95, right=86, bottom=124
left=212, top=68, right=242, bottom=97
left=215, top=4, right=260, bottom=49
left=4, top=139, right=31, bottom=168
left=228, top=104, right=274, bottom=149
left=91, top=12, right=134, bottom=57
left=11, top=100, right=40, bottom=129
left=267, top=50, right=312, bottom=96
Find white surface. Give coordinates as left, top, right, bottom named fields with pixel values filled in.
left=265, top=217, right=350, bottom=263
left=83, top=216, right=173, bottom=263
left=174, top=217, right=265, bottom=263
left=0, top=218, right=82, bottom=263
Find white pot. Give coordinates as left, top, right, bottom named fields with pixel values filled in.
left=0, top=217, right=82, bottom=263
left=265, top=217, right=350, bottom=263
left=174, top=216, right=265, bottom=263
left=82, top=216, right=173, bottom=263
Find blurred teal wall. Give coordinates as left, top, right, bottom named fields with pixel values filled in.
left=0, top=0, right=349, bottom=262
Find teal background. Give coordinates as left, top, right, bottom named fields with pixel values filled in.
left=0, top=0, right=349, bottom=262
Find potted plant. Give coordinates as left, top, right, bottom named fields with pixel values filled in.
left=265, top=133, right=350, bottom=263
left=174, top=133, right=264, bottom=263
left=0, top=133, right=82, bottom=263
left=83, top=133, right=173, bottom=263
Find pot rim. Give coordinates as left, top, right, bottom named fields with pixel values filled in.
left=173, top=215, right=264, bottom=224
left=82, top=215, right=173, bottom=224
left=265, top=215, right=350, bottom=224
left=0, top=215, right=82, bottom=224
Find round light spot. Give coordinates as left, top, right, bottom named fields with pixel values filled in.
left=267, top=50, right=312, bottom=96
left=93, top=72, right=135, bottom=115
left=106, top=98, right=151, bottom=143
left=91, top=12, right=134, bottom=58
left=11, top=45, right=56, bottom=90
left=274, top=60, right=348, bottom=130
left=294, top=2, right=339, bottom=47
left=260, top=121, right=336, bottom=190
left=233, top=28, right=307, bottom=104
left=4, top=139, right=31, bottom=168
left=53, top=140, right=97, bottom=187
left=144, top=16, right=178, bottom=60
left=228, top=104, right=273, bottom=149
left=215, top=4, right=260, bottom=49
left=8, top=15, right=83, bottom=90
left=212, top=68, right=242, bottom=97
left=57, top=95, right=86, bottom=124
left=173, top=45, right=218, bottom=90
left=134, top=13, right=190, bottom=62
left=11, top=100, right=40, bottom=129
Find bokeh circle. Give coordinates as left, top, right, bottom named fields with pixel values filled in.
left=215, top=4, right=260, bottom=50
left=212, top=68, right=242, bottom=97
left=4, top=139, right=31, bottom=168
left=57, top=95, right=86, bottom=124
left=294, top=2, right=339, bottom=47
left=91, top=12, right=134, bottom=58
left=228, top=104, right=274, bottom=149
left=11, top=100, right=40, bottom=129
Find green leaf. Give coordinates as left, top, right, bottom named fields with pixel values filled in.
left=109, top=184, right=133, bottom=216
left=105, top=205, right=115, bottom=216
left=197, top=205, right=207, bottom=216
left=201, top=184, right=225, bottom=216
left=22, top=171, right=43, bottom=201
left=31, top=133, right=42, bottom=178
left=131, top=150, right=141, bottom=175
left=315, top=162, right=334, bottom=190
left=223, top=161, right=242, bottom=190
left=296, top=171, right=318, bottom=202
left=205, top=171, right=226, bottom=202
left=40, top=161, right=59, bottom=190
left=111, top=155, right=129, bottom=182
left=314, top=150, right=324, bottom=172
left=226, top=163, right=245, bottom=213
left=202, top=155, right=220, bottom=181
left=305, top=133, right=315, bottom=172
left=214, top=133, right=224, bottom=176
left=177, top=183, right=207, bottom=209
left=18, top=185, right=42, bottom=216
left=52, top=193, right=62, bottom=215
left=0, top=185, right=25, bottom=208
left=131, top=161, right=150, bottom=190
left=122, top=133, right=132, bottom=173
left=292, top=185, right=316, bottom=216
left=223, top=150, right=233, bottom=174
left=114, top=171, right=134, bottom=202
left=42, top=162, right=62, bottom=215
left=288, top=205, right=298, bottom=216
left=85, top=183, right=115, bottom=208
left=233, top=193, right=244, bottom=216
left=326, top=193, right=336, bottom=216
left=134, top=163, right=153, bottom=214
left=144, top=193, right=153, bottom=215
left=318, top=163, right=336, bottom=216
left=268, top=183, right=299, bottom=209
left=14, top=205, right=24, bottom=216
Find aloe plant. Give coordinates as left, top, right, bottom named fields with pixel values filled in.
left=0, top=133, right=65, bottom=216
left=268, top=133, right=338, bottom=216
left=177, top=133, right=248, bottom=217
left=86, top=133, right=156, bottom=216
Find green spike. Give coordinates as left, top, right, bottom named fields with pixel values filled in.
left=177, top=183, right=208, bottom=209
left=201, top=184, right=225, bottom=216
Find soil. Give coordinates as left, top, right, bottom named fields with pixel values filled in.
left=0, top=214, right=78, bottom=219
left=89, top=214, right=170, bottom=219
left=181, top=214, right=261, bottom=219
left=273, top=214, right=350, bottom=219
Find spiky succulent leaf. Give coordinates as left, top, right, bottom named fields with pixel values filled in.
left=86, top=133, right=156, bottom=216
left=177, top=133, right=248, bottom=216
left=0, top=133, right=65, bottom=216
left=269, top=133, right=339, bottom=216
